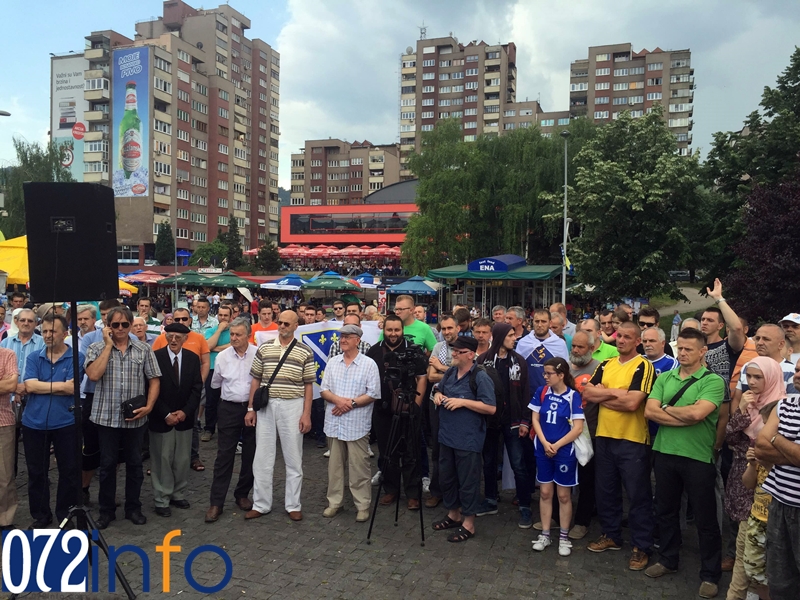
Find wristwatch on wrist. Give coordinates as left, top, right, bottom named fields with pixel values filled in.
left=247, top=407, right=254, bottom=412
left=661, top=404, right=669, bottom=411
left=715, top=297, right=726, bottom=304
left=351, top=399, right=358, bottom=409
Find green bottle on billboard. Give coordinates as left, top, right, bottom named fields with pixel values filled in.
left=119, top=81, right=142, bottom=178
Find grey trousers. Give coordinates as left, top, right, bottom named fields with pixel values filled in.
left=150, top=428, right=192, bottom=508
left=767, top=500, right=800, bottom=600
left=439, top=443, right=482, bottom=517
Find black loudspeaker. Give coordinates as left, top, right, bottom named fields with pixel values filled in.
left=23, top=182, right=119, bottom=301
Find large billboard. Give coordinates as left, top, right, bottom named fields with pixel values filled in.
left=50, top=55, right=89, bottom=181
left=112, top=47, right=149, bottom=197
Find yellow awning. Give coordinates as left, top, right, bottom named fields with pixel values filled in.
left=0, top=236, right=29, bottom=284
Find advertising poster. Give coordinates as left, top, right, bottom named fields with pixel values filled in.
left=112, top=47, right=149, bottom=197
left=50, top=55, right=89, bottom=181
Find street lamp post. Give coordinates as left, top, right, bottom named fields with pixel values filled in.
left=560, top=130, right=570, bottom=305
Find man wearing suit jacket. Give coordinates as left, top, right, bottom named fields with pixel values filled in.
left=150, top=323, right=203, bottom=517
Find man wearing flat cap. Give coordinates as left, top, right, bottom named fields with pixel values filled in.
left=320, top=323, right=381, bottom=522
left=150, top=323, right=203, bottom=516
left=431, top=336, right=496, bottom=543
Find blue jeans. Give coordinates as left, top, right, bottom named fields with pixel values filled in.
left=482, top=425, right=532, bottom=509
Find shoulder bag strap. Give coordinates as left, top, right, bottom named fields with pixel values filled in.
left=265, top=339, right=298, bottom=389
left=666, top=370, right=713, bottom=407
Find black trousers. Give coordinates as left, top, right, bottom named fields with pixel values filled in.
left=311, top=397, right=326, bottom=442
left=574, top=451, right=597, bottom=527
left=204, top=370, right=221, bottom=434
left=209, top=401, right=256, bottom=508
left=654, top=451, right=721, bottom=583
left=22, top=425, right=80, bottom=522
left=372, top=407, right=421, bottom=498
left=439, top=443, right=482, bottom=516
left=81, top=393, right=101, bottom=471
left=428, top=399, right=442, bottom=498
left=96, top=423, right=146, bottom=517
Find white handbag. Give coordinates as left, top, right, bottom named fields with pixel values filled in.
left=569, top=397, right=594, bottom=466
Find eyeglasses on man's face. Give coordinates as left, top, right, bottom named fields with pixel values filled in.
left=111, top=322, right=131, bottom=329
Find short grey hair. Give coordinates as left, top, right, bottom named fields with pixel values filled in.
left=507, top=306, right=525, bottom=320
left=76, top=304, right=97, bottom=319
left=581, top=318, right=600, bottom=334
left=643, top=327, right=666, bottom=342
left=550, top=312, right=565, bottom=326
left=681, top=318, right=700, bottom=331
left=573, top=329, right=596, bottom=348
left=229, top=316, right=252, bottom=336
left=492, top=305, right=507, bottom=314
left=15, top=308, right=36, bottom=322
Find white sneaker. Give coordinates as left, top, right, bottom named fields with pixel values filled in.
left=368, top=446, right=375, bottom=458
left=371, top=470, right=383, bottom=486
left=558, top=539, right=572, bottom=556
left=532, top=534, right=551, bottom=552
left=323, top=449, right=330, bottom=458
left=235, top=441, right=242, bottom=455
left=422, top=477, right=431, bottom=494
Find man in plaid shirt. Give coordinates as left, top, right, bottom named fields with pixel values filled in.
left=85, top=306, right=161, bottom=530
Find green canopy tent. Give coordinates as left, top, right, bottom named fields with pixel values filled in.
left=302, top=276, right=362, bottom=292
left=158, top=270, right=208, bottom=286
left=203, top=272, right=258, bottom=288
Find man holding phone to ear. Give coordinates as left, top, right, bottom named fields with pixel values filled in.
left=85, top=305, right=161, bottom=530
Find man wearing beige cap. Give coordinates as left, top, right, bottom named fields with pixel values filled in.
left=320, top=324, right=381, bottom=522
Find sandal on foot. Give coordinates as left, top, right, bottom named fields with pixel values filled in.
left=447, top=526, right=475, bottom=543
left=191, top=460, right=205, bottom=472
left=432, top=516, right=463, bottom=531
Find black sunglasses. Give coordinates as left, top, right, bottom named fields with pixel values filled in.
left=111, top=322, right=130, bottom=329
left=174, top=317, right=191, bottom=322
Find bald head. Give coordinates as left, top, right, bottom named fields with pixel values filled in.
left=681, top=318, right=700, bottom=331
left=580, top=318, right=600, bottom=336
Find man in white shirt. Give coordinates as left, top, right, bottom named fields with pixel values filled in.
left=205, top=317, right=258, bottom=523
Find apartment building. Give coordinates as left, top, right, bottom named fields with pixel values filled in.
left=569, top=43, right=694, bottom=154
left=289, top=139, right=401, bottom=206
left=51, top=0, right=280, bottom=267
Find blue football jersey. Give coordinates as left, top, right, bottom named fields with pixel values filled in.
left=529, top=386, right=584, bottom=459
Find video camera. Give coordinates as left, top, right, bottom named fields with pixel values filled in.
left=382, top=339, right=424, bottom=411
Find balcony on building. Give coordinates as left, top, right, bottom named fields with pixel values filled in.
left=84, top=110, right=109, bottom=122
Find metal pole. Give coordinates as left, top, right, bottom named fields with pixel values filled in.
left=173, top=218, right=178, bottom=307
left=561, top=134, right=568, bottom=305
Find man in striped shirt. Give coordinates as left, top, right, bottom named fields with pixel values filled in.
left=756, top=372, right=800, bottom=600
left=246, top=311, right=315, bottom=522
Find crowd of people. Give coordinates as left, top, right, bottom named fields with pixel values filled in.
left=2, top=281, right=800, bottom=599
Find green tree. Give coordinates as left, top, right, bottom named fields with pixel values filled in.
left=220, top=213, right=244, bottom=270
left=154, top=221, right=175, bottom=265
left=251, top=240, right=282, bottom=274
left=189, top=238, right=227, bottom=267
left=0, top=138, right=75, bottom=238
left=567, top=107, right=702, bottom=301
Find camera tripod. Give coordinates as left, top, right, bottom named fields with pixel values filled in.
left=366, top=390, right=425, bottom=546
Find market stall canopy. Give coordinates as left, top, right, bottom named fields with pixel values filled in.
left=203, top=272, right=257, bottom=288
left=118, top=279, right=139, bottom=296
left=123, top=270, right=166, bottom=284
left=0, top=236, right=29, bottom=284
left=158, top=270, right=207, bottom=286
left=261, top=274, right=309, bottom=291
left=428, top=255, right=561, bottom=280
left=302, top=276, right=362, bottom=291
left=353, top=272, right=379, bottom=289
left=387, top=275, right=437, bottom=296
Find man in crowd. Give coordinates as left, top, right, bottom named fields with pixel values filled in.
left=202, top=304, right=234, bottom=442
left=415, top=305, right=443, bottom=343
left=505, top=306, right=529, bottom=344
left=644, top=327, right=725, bottom=599
left=517, top=309, right=569, bottom=391
left=584, top=322, right=656, bottom=571
left=328, top=314, right=371, bottom=358
left=137, top=296, right=162, bottom=337
left=368, top=314, right=428, bottom=510
left=192, top=296, right=218, bottom=334
left=149, top=323, right=203, bottom=517
left=669, top=317, right=701, bottom=356
left=389, top=295, right=437, bottom=353
left=671, top=310, right=682, bottom=342
left=1, top=308, right=44, bottom=405
left=153, top=308, right=210, bottom=472
left=550, top=312, right=572, bottom=352
left=250, top=300, right=279, bottom=345
left=431, top=337, right=496, bottom=543
left=732, top=324, right=795, bottom=408
left=303, top=306, right=317, bottom=325
left=85, top=306, right=161, bottom=529
left=579, top=318, right=619, bottom=362
left=492, top=305, right=507, bottom=325
left=568, top=330, right=601, bottom=540
left=755, top=369, right=800, bottom=600
left=246, top=311, right=315, bottom=521
left=780, top=313, right=800, bottom=364
left=599, top=310, right=617, bottom=345
left=320, top=324, right=381, bottom=522
left=132, top=316, right=157, bottom=347
left=315, top=307, right=327, bottom=323
left=551, top=302, right=577, bottom=337
left=472, top=318, right=492, bottom=356
left=453, top=308, right=474, bottom=338
left=700, top=279, right=745, bottom=401
left=75, top=304, right=97, bottom=342
left=345, top=302, right=362, bottom=319
left=364, top=305, right=379, bottom=322
left=0, top=345, right=17, bottom=530
left=21, top=314, right=82, bottom=528
left=330, top=300, right=346, bottom=322
left=637, top=308, right=674, bottom=357
left=642, top=327, right=679, bottom=375
left=6, top=292, right=25, bottom=325
left=426, top=315, right=459, bottom=508
left=206, top=317, right=258, bottom=523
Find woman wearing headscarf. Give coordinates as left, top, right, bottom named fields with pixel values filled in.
left=474, top=323, right=533, bottom=528
left=725, top=357, right=786, bottom=599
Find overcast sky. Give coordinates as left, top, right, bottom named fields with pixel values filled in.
left=1, top=0, right=798, bottom=189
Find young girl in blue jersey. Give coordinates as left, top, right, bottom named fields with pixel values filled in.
left=529, top=357, right=585, bottom=556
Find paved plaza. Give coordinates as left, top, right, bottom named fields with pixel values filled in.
left=6, top=435, right=730, bottom=599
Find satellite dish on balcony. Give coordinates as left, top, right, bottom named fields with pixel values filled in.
left=197, top=42, right=203, bottom=49
left=406, top=47, right=413, bottom=55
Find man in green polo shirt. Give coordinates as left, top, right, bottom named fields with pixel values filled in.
left=379, top=295, right=437, bottom=354
left=137, top=297, right=162, bottom=337
left=580, top=318, right=619, bottom=362
left=642, top=327, right=725, bottom=599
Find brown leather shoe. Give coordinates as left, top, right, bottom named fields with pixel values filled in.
left=379, top=493, right=397, bottom=506
left=205, top=506, right=222, bottom=523
left=721, top=556, right=735, bottom=572
left=407, top=498, right=420, bottom=511
left=425, top=496, right=442, bottom=508
left=288, top=511, right=303, bottom=521
left=244, top=509, right=266, bottom=520
left=235, top=497, right=253, bottom=511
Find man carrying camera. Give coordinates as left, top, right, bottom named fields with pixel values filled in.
left=367, top=314, right=428, bottom=510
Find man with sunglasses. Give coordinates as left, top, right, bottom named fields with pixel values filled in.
left=636, top=308, right=674, bottom=357
left=85, top=306, right=161, bottom=529
left=331, top=300, right=346, bottom=323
